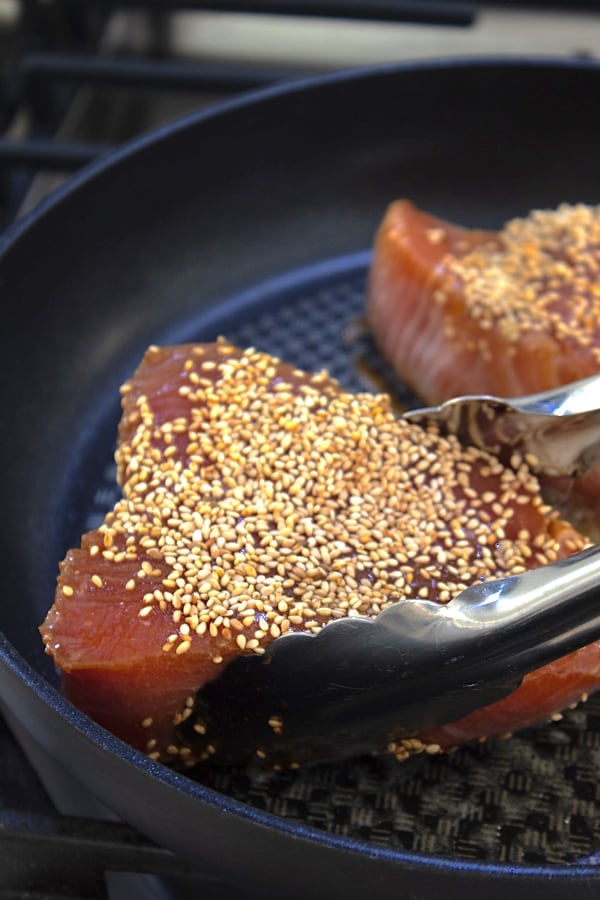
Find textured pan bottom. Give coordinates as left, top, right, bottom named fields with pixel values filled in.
left=84, top=254, right=600, bottom=866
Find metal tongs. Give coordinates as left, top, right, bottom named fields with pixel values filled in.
left=179, top=376, right=600, bottom=767
left=404, top=372, right=600, bottom=477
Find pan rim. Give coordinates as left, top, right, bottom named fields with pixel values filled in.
left=2, top=53, right=600, bottom=881
left=2, top=51, right=600, bottom=261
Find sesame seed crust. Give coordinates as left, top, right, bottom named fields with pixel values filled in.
left=441, top=204, right=600, bottom=358
left=109, top=338, right=585, bottom=657
left=43, top=339, right=591, bottom=766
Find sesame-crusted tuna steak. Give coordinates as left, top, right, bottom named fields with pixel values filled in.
left=41, top=340, right=600, bottom=767
left=367, top=201, right=600, bottom=530
left=368, top=201, right=600, bottom=402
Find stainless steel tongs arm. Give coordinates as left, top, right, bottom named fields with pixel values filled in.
left=433, top=542, right=600, bottom=682
left=404, top=373, right=600, bottom=477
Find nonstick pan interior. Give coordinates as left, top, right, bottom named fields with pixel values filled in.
left=1, top=59, right=600, bottom=898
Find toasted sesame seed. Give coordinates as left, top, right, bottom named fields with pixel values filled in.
left=425, top=742, right=442, bottom=755
left=440, top=204, right=600, bottom=363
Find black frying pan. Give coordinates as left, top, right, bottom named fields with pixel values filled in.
left=1, top=58, right=600, bottom=899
